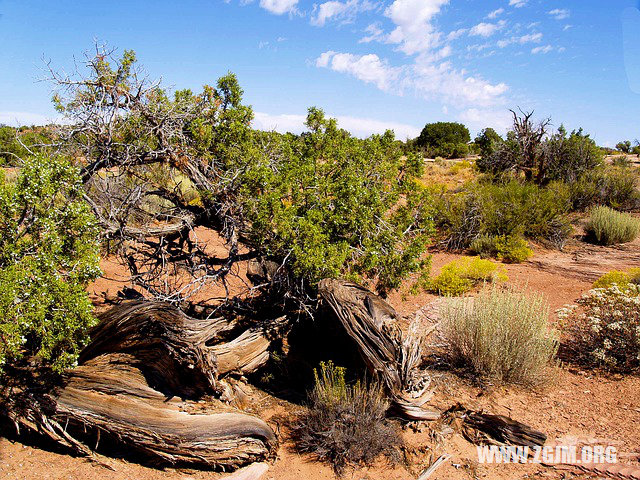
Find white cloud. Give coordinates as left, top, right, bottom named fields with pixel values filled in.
left=563, top=24, right=572, bottom=31
left=259, top=0, right=298, bottom=15
left=311, top=0, right=374, bottom=27
left=384, top=0, right=450, bottom=54
left=316, top=51, right=400, bottom=90
left=531, top=44, right=554, bottom=54
left=0, top=111, right=58, bottom=126
left=487, top=8, right=504, bottom=19
left=252, top=111, right=421, bottom=139
left=509, top=0, right=527, bottom=8
left=447, top=28, right=467, bottom=41
left=497, top=32, right=542, bottom=48
left=469, top=22, right=502, bottom=38
left=316, top=50, right=508, bottom=107
left=360, top=23, right=384, bottom=43
left=458, top=108, right=512, bottom=133
left=548, top=8, right=570, bottom=20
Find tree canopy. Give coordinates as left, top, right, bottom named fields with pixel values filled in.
left=415, top=122, right=471, bottom=149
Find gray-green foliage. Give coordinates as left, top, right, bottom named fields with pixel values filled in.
left=586, top=205, right=640, bottom=245
left=0, top=155, right=101, bottom=373
left=442, top=285, right=558, bottom=385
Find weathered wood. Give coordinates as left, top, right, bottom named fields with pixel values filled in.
left=3, top=301, right=279, bottom=469
left=318, top=279, right=439, bottom=421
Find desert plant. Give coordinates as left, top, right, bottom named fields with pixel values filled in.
left=592, top=268, right=640, bottom=290
left=470, top=234, right=533, bottom=263
left=560, top=285, right=640, bottom=372
left=442, top=285, right=558, bottom=384
left=569, top=167, right=640, bottom=211
left=291, top=361, right=403, bottom=474
left=429, top=257, right=507, bottom=296
left=585, top=206, right=640, bottom=245
left=0, top=155, right=101, bottom=373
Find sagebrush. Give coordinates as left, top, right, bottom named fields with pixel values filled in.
left=442, top=285, right=558, bottom=384
left=585, top=206, right=640, bottom=245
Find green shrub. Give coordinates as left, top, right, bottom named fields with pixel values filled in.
left=585, top=206, right=640, bottom=245
left=442, top=285, right=558, bottom=384
left=438, top=180, right=572, bottom=251
left=592, top=268, right=640, bottom=290
left=429, top=257, right=507, bottom=296
left=0, top=156, right=101, bottom=373
left=470, top=234, right=533, bottom=263
left=569, top=168, right=640, bottom=211
left=292, top=361, right=402, bottom=474
left=560, top=285, right=640, bottom=372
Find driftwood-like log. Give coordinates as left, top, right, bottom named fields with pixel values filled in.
left=4, top=301, right=279, bottom=469
left=318, top=279, right=439, bottom=421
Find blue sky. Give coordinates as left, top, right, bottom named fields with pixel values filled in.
left=1, top=0, right=639, bottom=146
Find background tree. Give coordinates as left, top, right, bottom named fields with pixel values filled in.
left=616, top=140, right=632, bottom=153
left=474, top=127, right=503, bottom=158
left=414, top=121, right=470, bottom=159
left=0, top=155, right=101, bottom=373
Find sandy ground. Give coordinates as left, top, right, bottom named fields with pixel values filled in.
left=2, top=233, right=640, bottom=480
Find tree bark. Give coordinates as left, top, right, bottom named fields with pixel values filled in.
left=2, top=301, right=279, bottom=469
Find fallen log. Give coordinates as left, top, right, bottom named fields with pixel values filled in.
left=2, top=301, right=279, bottom=469
left=318, top=279, right=439, bottom=421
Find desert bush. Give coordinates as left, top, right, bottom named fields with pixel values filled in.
left=438, top=180, right=572, bottom=250
left=442, top=285, right=558, bottom=384
left=560, top=285, right=640, bottom=372
left=470, top=234, right=533, bottom=263
left=292, top=361, right=402, bottom=474
left=474, top=127, right=503, bottom=159
left=428, top=257, right=507, bottom=296
left=569, top=168, right=640, bottom=211
left=612, top=156, right=632, bottom=168
left=592, top=268, right=640, bottom=290
left=585, top=206, right=640, bottom=245
left=0, top=155, right=101, bottom=373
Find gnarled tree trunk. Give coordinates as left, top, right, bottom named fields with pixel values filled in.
left=3, top=301, right=279, bottom=469
left=318, top=279, right=440, bottom=421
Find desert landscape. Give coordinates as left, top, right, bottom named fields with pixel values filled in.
left=2, top=1, right=640, bottom=479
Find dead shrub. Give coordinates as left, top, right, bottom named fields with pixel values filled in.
left=291, top=361, right=403, bottom=474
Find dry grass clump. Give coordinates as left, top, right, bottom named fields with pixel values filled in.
left=441, top=285, right=558, bottom=385
left=585, top=205, right=640, bottom=245
left=291, top=362, right=403, bottom=474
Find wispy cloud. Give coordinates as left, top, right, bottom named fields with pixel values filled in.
left=531, top=44, right=565, bottom=54
left=469, top=21, right=505, bottom=38
left=311, top=0, right=375, bottom=27
left=487, top=8, right=504, bottom=19
left=259, top=0, right=298, bottom=15
left=497, top=32, right=542, bottom=48
left=316, top=51, right=400, bottom=91
left=548, top=8, right=570, bottom=20
left=509, top=0, right=527, bottom=8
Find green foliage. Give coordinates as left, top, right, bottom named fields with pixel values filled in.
left=474, top=127, right=503, bottom=158
left=415, top=122, right=470, bottom=159
left=0, top=155, right=101, bottom=373
left=560, top=285, right=640, bottom=373
left=616, top=140, right=632, bottom=153
left=470, top=234, right=533, bottom=263
left=478, top=118, right=603, bottom=185
left=241, top=108, right=435, bottom=294
left=442, top=285, right=558, bottom=384
left=585, top=206, right=640, bottom=245
left=592, top=268, right=640, bottom=290
left=0, top=125, right=54, bottom=165
left=568, top=167, right=640, bottom=211
left=428, top=257, right=507, bottom=296
left=292, top=361, right=402, bottom=474
left=438, top=180, right=572, bottom=251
